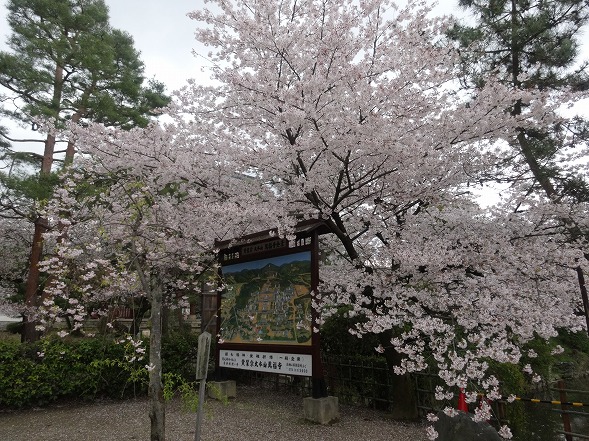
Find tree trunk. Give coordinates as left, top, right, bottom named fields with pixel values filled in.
left=41, top=134, right=56, bottom=175
left=378, top=331, right=419, bottom=420
left=323, top=214, right=420, bottom=418
left=21, top=62, right=64, bottom=342
left=161, top=305, right=170, bottom=339
left=22, top=218, right=47, bottom=342
left=129, top=296, right=150, bottom=337
left=148, top=282, right=165, bottom=441
left=577, top=267, right=589, bottom=337
left=65, top=139, right=76, bottom=166
left=64, top=111, right=84, bottom=165
left=41, top=62, right=63, bottom=174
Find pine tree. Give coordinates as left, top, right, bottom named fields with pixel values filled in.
left=448, top=0, right=589, bottom=331
left=449, top=0, right=589, bottom=203
left=0, top=0, right=170, bottom=341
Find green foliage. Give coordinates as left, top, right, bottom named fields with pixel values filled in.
left=320, top=306, right=380, bottom=356
left=556, top=328, right=589, bottom=354
left=1, top=0, right=170, bottom=128
left=0, top=332, right=215, bottom=409
left=520, top=337, right=556, bottom=381
left=162, top=372, right=202, bottom=411
left=5, top=321, right=23, bottom=334
left=448, top=0, right=589, bottom=206
left=451, top=0, right=588, bottom=90
left=162, top=373, right=228, bottom=414
left=0, top=337, right=141, bottom=408
left=89, top=336, right=150, bottom=397
left=0, top=1, right=171, bottom=321
left=161, top=331, right=201, bottom=380
left=0, top=172, right=60, bottom=207
left=488, top=362, right=527, bottom=397
left=486, top=361, right=528, bottom=437
left=510, top=331, right=589, bottom=383
left=553, top=329, right=589, bottom=377
left=205, top=382, right=229, bottom=406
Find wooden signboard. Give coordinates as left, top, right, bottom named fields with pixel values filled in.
left=216, top=225, right=327, bottom=397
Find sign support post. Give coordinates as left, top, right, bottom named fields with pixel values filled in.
left=194, top=331, right=211, bottom=441
left=311, top=230, right=328, bottom=398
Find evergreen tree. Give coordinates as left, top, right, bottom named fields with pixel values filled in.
left=0, top=0, right=170, bottom=341
left=449, top=0, right=589, bottom=204
left=448, top=0, right=589, bottom=331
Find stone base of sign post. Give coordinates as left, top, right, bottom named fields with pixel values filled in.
left=303, top=396, right=339, bottom=424
left=207, top=380, right=237, bottom=400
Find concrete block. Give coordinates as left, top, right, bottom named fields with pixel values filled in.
left=303, top=396, right=339, bottom=425
left=207, top=380, right=237, bottom=400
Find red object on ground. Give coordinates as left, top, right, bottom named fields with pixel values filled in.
left=458, top=388, right=468, bottom=412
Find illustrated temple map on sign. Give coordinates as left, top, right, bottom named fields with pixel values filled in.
left=220, top=252, right=313, bottom=345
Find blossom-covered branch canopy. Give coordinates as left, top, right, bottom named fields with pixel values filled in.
left=180, top=0, right=586, bottom=423
left=31, top=1, right=587, bottom=438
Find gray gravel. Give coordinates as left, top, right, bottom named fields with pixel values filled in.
left=0, top=385, right=429, bottom=441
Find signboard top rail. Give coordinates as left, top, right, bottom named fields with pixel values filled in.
left=215, top=219, right=329, bottom=253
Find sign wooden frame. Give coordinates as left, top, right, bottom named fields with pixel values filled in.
left=215, top=226, right=326, bottom=397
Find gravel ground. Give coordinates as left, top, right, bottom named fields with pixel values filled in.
left=0, top=385, right=429, bottom=441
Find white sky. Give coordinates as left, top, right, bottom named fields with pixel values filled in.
left=102, top=0, right=207, bottom=91
left=0, top=0, right=472, bottom=92
left=0, top=0, right=474, bottom=150
left=0, top=0, right=586, bottom=98
left=104, top=0, right=475, bottom=91
left=0, top=0, right=208, bottom=91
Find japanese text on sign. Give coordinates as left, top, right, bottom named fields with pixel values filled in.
left=219, top=350, right=312, bottom=376
left=240, top=239, right=288, bottom=256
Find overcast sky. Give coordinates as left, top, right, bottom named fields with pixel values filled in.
left=0, top=0, right=587, bottom=91
left=103, top=0, right=206, bottom=91
left=0, top=0, right=209, bottom=91
left=102, top=0, right=470, bottom=91
left=1, top=0, right=587, bottom=95
left=0, top=0, right=473, bottom=93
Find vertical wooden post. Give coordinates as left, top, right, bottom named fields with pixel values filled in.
left=195, top=332, right=212, bottom=441
left=311, top=230, right=327, bottom=398
left=496, top=400, right=507, bottom=426
left=557, top=379, right=573, bottom=441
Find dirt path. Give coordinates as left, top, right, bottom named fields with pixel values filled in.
left=0, top=386, right=428, bottom=441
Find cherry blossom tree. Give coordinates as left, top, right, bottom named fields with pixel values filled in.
left=181, top=0, right=587, bottom=426
left=39, top=119, right=274, bottom=441
left=0, top=0, right=170, bottom=342
left=30, top=0, right=587, bottom=439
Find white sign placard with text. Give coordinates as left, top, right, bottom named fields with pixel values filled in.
left=219, top=350, right=312, bottom=376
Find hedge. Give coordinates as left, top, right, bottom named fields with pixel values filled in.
left=0, top=332, right=201, bottom=408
